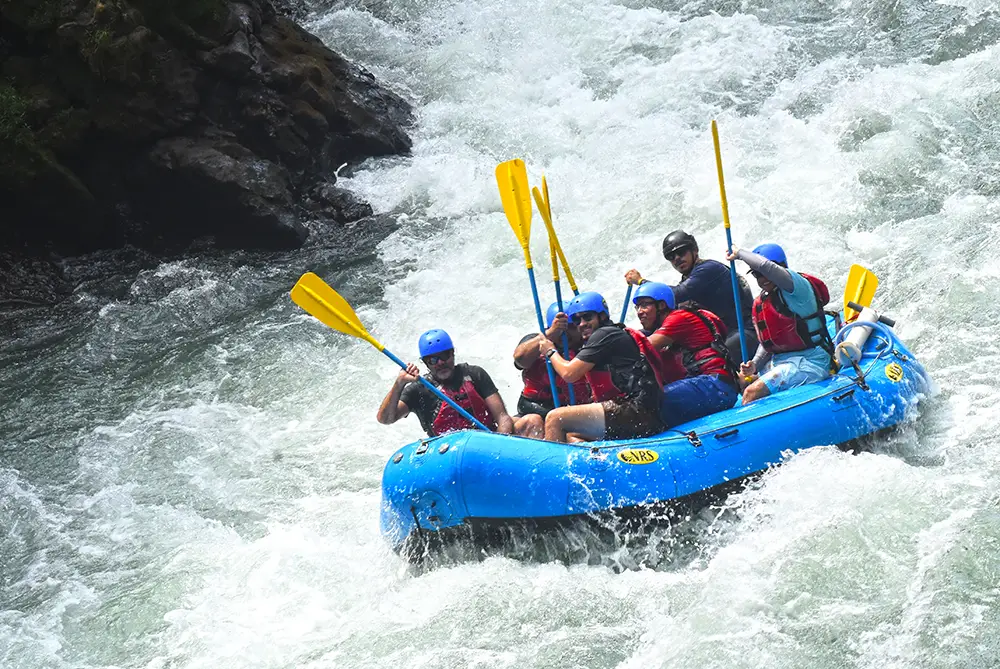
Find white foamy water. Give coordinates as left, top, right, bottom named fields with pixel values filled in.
left=2, top=0, right=1000, bottom=667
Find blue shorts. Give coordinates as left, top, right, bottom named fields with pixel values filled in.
left=760, top=353, right=830, bottom=394
left=660, top=375, right=740, bottom=429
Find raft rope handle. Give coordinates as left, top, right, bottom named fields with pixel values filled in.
left=833, top=320, right=897, bottom=361
left=409, top=506, right=426, bottom=543
left=847, top=356, right=869, bottom=392
left=584, top=428, right=703, bottom=452
left=832, top=320, right=898, bottom=391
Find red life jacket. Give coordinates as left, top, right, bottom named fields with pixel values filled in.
left=586, top=326, right=664, bottom=403
left=521, top=350, right=590, bottom=405
left=677, top=308, right=736, bottom=382
left=429, top=375, right=497, bottom=436
left=752, top=272, right=831, bottom=354
left=658, top=349, right=688, bottom=386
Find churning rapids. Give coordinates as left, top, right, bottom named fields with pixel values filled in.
left=4, top=0, right=1000, bottom=666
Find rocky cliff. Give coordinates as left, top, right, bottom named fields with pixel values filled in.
left=0, top=0, right=412, bottom=261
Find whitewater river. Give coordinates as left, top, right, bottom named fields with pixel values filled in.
left=3, top=0, right=1000, bottom=666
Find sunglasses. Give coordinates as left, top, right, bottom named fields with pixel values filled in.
left=422, top=350, right=454, bottom=366
left=570, top=311, right=600, bottom=325
left=665, top=248, right=689, bottom=261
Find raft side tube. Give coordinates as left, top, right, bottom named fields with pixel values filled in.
left=458, top=434, right=575, bottom=518
left=380, top=327, right=931, bottom=556
left=380, top=431, right=471, bottom=548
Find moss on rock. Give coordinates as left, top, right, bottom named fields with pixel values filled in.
left=0, top=85, right=31, bottom=144
left=1, top=0, right=413, bottom=257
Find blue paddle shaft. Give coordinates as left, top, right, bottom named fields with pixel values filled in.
left=527, top=267, right=562, bottom=408
left=554, top=281, right=575, bottom=405
left=381, top=348, right=492, bottom=432
left=620, top=284, right=633, bottom=323
left=725, top=228, right=749, bottom=363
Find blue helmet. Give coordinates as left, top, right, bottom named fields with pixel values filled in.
left=566, top=291, right=610, bottom=320
left=752, top=243, right=787, bottom=267
left=632, top=281, right=675, bottom=310
left=545, top=302, right=563, bottom=328
left=418, top=329, right=454, bottom=357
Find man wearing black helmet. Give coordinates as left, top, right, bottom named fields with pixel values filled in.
left=625, top=230, right=757, bottom=363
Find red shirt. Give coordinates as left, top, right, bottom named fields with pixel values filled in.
left=655, top=310, right=729, bottom=379
left=655, top=310, right=715, bottom=350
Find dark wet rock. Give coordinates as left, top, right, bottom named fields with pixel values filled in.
left=0, top=0, right=413, bottom=270
left=304, top=180, right=373, bottom=223
left=270, top=0, right=310, bottom=22
left=139, top=134, right=307, bottom=249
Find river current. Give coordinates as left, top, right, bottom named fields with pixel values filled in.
left=3, top=0, right=1000, bottom=667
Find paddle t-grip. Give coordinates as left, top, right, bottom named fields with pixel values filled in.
left=846, top=302, right=895, bottom=327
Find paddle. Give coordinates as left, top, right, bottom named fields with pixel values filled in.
left=290, top=272, right=492, bottom=432
left=532, top=176, right=575, bottom=405
left=496, top=159, right=561, bottom=408
left=711, top=120, right=750, bottom=363
left=844, top=264, right=879, bottom=323
left=532, top=177, right=579, bottom=297
left=619, top=285, right=632, bottom=324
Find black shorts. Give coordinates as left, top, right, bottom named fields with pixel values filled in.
left=517, top=395, right=554, bottom=418
left=601, top=398, right=664, bottom=440
left=726, top=328, right=759, bottom=364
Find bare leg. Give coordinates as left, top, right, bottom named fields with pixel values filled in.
left=741, top=379, right=772, bottom=404
left=544, top=404, right=606, bottom=443
left=514, top=414, right=544, bottom=440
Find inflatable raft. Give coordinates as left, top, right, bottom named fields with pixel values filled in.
left=380, top=314, right=931, bottom=561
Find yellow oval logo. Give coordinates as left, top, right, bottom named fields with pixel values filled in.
left=617, top=448, right=659, bottom=465
left=885, top=362, right=904, bottom=382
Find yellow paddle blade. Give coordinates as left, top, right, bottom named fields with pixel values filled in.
left=533, top=177, right=579, bottom=293
left=546, top=237, right=559, bottom=282
left=843, top=264, right=879, bottom=323
left=556, top=244, right=579, bottom=295
left=532, top=178, right=553, bottom=226
left=290, top=272, right=384, bottom=350
left=532, top=180, right=560, bottom=282
left=496, top=159, right=532, bottom=248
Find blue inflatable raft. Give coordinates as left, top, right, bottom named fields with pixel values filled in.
left=380, top=318, right=931, bottom=561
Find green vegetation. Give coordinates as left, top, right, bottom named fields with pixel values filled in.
left=80, top=25, right=148, bottom=83
left=0, top=0, right=234, bottom=192
left=0, top=85, right=30, bottom=145
left=0, top=85, right=85, bottom=192
left=1, top=85, right=45, bottom=185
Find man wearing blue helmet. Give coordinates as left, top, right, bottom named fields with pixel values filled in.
left=624, top=229, right=757, bottom=362
left=726, top=243, right=834, bottom=404
left=537, top=292, right=665, bottom=442
left=513, top=302, right=590, bottom=418
left=377, top=329, right=544, bottom=438
left=632, top=281, right=741, bottom=427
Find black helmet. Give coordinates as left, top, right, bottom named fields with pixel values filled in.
left=662, top=230, right=698, bottom=259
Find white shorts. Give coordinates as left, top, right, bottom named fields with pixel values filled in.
left=760, top=353, right=830, bottom=394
